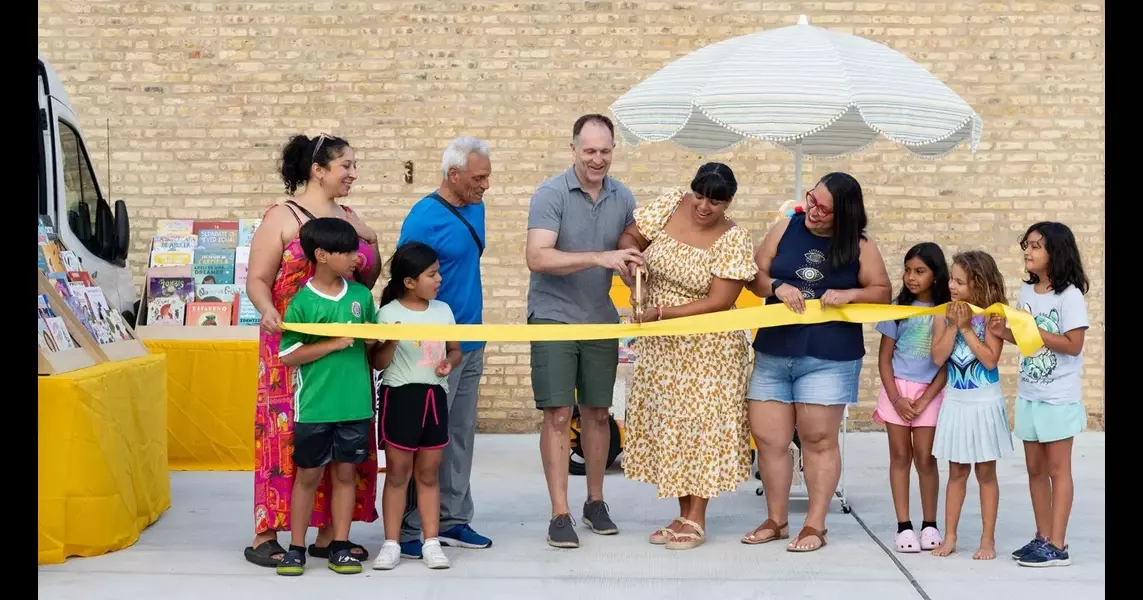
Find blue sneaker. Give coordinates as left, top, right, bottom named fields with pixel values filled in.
left=399, top=539, right=422, bottom=559
left=439, top=524, right=492, bottom=549
left=1017, top=542, right=1070, bottom=567
left=1010, top=535, right=1046, bottom=560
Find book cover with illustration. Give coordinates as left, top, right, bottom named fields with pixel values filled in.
left=186, top=301, right=233, bottom=327
left=39, top=317, right=77, bottom=352
left=193, top=248, right=236, bottom=285
left=156, top=219, right=195, bottom=237
left=59, top=250, right=83, bottom=272
left=38, top=215, right=57, bottom=242
left=237, top=294, right=261, bottom=326
left=150, top=234, right=197, bottom=267
left=40, top=242, right=65, bottom=273
left=148, top=276, right=195, bottom=304
left=234, top=246, right=251, bottom=286
left=238, top=218, right=261, bottom=247
left=196, top=283, right=242, bottom=303
left=66, top=271, right=94, bottom=286
left=615, top=308, right=638, bottom=364
left=76, top=286, right=117, bottom=344
left=195, top=220, right=239, bottom=249
left=147, top=297, right=186, bottom=326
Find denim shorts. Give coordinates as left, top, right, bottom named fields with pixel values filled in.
left=746, top=351, right=862, bottom=406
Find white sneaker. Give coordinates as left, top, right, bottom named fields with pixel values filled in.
left=421, top=538, right=450, bottom=569
left=372, top=540, right=401, bottom=570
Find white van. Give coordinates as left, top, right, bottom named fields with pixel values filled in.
left=38, top=56, right=137, bottom=323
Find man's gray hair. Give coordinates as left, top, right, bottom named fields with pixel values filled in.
left=441, top=136, right=491, bottom=178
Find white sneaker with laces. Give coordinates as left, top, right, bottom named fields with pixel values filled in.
left=372, top=540, right=401, bottom=570
left=421, top=538, right=451, bottom=569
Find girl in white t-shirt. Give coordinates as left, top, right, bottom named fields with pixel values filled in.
left=992, top=222, right=1090, bottom=568
left=368, top=241, right=460, bottom=571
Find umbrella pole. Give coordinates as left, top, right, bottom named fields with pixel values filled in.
left=794, top=140, right=804, bottom=204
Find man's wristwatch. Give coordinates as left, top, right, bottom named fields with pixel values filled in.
left=771, top=278, right=786, bottom=292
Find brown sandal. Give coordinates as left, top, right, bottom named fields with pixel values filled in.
left=787, top=526, right=828, bottom=552
left=741, top=519, right=789, bottom=545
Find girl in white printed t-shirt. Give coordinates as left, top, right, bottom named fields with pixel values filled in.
left=992, top=222, right=1090, bottom=569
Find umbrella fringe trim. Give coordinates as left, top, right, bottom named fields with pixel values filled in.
left=693, top=102, right=982, bottom=152
left=613, top=103, right=982, bottom=158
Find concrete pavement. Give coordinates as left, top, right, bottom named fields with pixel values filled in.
left=38, top=432, right=1104, bottom=599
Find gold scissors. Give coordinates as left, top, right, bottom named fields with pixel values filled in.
left=633, top=265, right=644, bottom=323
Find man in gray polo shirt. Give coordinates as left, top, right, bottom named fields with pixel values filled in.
left=525, top=113, right=643, bottom=549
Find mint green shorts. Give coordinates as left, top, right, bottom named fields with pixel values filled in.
left=1014, top=397, right=1086, bottom=443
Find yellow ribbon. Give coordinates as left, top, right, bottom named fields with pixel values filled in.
left=282, top=300, right=1043, bottom=356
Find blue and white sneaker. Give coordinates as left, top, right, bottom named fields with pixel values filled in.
left=399, top=539, right=422, bottom=559
left=1017, top=542, right=1070, bottom=567
left=1011, top=535, right=1046, bottom=560
left=439, top=524, right=492, bottom=549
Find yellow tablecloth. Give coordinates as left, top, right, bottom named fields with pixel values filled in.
left=38, top=354, right=171, bottom=565
left=143, top=340, right=257, bottom=471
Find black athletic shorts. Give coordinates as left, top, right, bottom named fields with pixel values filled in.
left=379, top=383, right=450, bottom=451
left=293, top=418, right=372, bottom=469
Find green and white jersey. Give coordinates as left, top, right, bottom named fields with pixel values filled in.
left=280, top=279, right=376, bottom=423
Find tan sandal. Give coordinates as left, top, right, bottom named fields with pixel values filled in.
left=665, top=518, right=705, bottom=550
left=649, top=518, right=682, bottom=545
left=741, top=519, right=789, bottom=545
left=787, top=526, right=828, bottom=552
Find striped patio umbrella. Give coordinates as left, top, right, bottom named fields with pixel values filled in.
left=610, top=15, right=982, bottom=200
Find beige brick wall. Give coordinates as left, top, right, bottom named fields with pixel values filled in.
left=39, top=1, right=1104, bottom=433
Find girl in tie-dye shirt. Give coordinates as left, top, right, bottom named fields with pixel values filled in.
left=874, top=242, right=951, bottom=555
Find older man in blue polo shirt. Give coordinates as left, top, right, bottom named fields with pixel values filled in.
left=394, top=136, right=492, bottom=558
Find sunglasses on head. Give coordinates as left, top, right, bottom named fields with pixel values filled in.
left=311, top=133, right=331, bottom=162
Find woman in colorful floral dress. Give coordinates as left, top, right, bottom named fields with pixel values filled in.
left=243, top=133, right=382, bottom=567
left=618, top=163, right=757, bottom=550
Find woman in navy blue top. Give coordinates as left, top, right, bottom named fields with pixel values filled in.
left=740, top=172, right=891, bottom=553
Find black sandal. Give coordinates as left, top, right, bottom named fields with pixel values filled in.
left=276, top=547, right=307, bottom=576
left=243, top=539, right=287, bottom=568
left=308, top=541, right=369, bottom=560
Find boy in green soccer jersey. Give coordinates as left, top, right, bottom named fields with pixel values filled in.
left=275, top=217, right=377, bottom=576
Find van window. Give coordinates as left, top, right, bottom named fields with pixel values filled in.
left=58, top=120, right=111, bottom=260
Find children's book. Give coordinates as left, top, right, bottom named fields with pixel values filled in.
left=192, top=248, right=236, bottom=286
left=186, top=301, right=233, bottom=327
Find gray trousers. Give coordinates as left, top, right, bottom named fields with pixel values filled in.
left=400, top=346, right=485, bottom=541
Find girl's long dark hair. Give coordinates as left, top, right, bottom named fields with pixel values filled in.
left=818, top=172, right=868, bottom=270
left=379, top=241, right=439, bottom=307
left=895, top=242, right=951, bottom=307
left=1020, top=221, right=1089, bottom=295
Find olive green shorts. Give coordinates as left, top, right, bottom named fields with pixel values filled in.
left=528, top=317, right=619, bottom=410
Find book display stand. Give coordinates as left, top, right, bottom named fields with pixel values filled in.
left=38, top=217, right=149, bottom=375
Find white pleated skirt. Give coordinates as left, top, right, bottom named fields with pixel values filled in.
left=931, top=384, right=1013, bottom=464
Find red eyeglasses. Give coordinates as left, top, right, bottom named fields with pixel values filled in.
left=806, top=191, right=832, bottom=217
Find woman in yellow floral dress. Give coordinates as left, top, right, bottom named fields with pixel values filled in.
left=617, top=162, right=757, bottom=551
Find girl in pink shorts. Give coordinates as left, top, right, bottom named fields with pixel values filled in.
left=874, top=242, right=951, bottom=554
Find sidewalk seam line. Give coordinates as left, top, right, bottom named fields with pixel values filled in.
left=847, top=506, right=932, bottom=600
